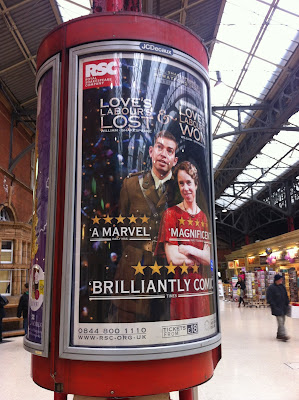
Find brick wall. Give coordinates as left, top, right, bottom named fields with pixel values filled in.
left=0, top=92, right=34, bottom=223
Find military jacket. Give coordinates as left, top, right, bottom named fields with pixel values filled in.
left=111, top=170, right=177, bottom=322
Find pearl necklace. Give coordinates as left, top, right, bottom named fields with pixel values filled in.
left=182, top=201, right=198, bottom=217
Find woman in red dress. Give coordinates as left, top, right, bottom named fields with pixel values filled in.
left=155, top=161, right=213, bottom=320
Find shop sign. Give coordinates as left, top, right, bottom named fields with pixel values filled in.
left=239, top=258, right=245, bottom=267
left=248, top=256, right=257, bottom=265
left=260, top=255, right=267, bottom=265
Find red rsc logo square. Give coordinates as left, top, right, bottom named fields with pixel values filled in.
left=83, top=59, right=120, bottom=89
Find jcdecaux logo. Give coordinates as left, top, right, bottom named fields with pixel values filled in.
left=140, top=42, right=173, bottom=56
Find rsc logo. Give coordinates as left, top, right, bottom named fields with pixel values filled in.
left=85, top=60, right=118, bottom=77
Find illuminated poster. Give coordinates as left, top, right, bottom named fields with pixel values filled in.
left=72, top=52, right=217, bottom=347
left=28, top=69, right=52, bottom=344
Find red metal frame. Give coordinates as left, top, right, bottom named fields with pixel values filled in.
left=36, top=14, right=208, bottom=71
left=179, top=388, right=194, bottom=400
left=32, top=12, right=220, bottom=398
left=54, top=394, right=67, bottom=400
left=93, top=0, right=142, bottom=12
left=32, top=348, right=220, bottom=396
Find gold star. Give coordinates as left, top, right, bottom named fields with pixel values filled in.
left=149, top=261, right=162, bottom=275
left=165, top=262, right=176, bottom=274
left=187, top=218, right=193, bottom=226
left=195, top=219, right=200, bottom=226
left=116, top=214, right=125, bottom=223
left=103, top=215, right=113, bottom=224
left=128, top=214, right=137, bottom=223
left=201, top=220, right=205, bottom=228
left=179, top=217, right=185, bottom=225
left=140, top=214, right=149, bottom=224
left=192, top=264, right=199, bottom=273
left=92, top=215, right=100, bottom=224
left=132, top=261, right=147, bottom=275
left=179, top=262, right=189, bottom=274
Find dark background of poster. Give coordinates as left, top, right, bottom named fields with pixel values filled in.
left=78, top=54, right=213, bottom=324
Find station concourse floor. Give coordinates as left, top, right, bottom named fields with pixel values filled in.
left=1, top=300, right=299, bottom=400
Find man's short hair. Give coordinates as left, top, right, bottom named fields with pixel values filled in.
left=154, top=130, right=178, bottom=151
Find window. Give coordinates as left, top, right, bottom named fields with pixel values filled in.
left=1, top=241, right=13, bottom=264
left=0, top=270, right=12, bottom=295
left=0, top=207, right=12, bottom=221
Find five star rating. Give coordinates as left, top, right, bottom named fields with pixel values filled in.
left=92, top=214, right=149, bottom=224
left=178, top=216, right=208, bottom=228
left=132, top=261, right=200, bottom=275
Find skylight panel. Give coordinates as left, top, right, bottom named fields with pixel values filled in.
left=238, top=57, right=278, bottom=101
left=251, top=186, right=261, bottom=195
left=231, top=198, right=246, bottom=208
left=254, top=17, right=297, bottom=65
left=275, top=130, right=299, bottom=147
left=217, top=0, right=266, bottom=53
left=252, top=153, right=277, bottom=169
left=236, top=173, right=255, bottom=183
left=212, top=138, right=233, bottom=155
left=212, top=155, right=222, bottom=169
left=209, top=46, right=247, bottom=83
left=232, top=91, right=261, bottom=106
left=262, top=140, right=290, bottom=157
left=261, top=170, right=280, bottom=181
left=216, top=198, right=231, bottom=207
left=288, top=111, right=299, bottom=126
left=281, top=150, right=299, bottom=166
left=238, top=187, right=252, bottom=199
left=57, top=1, right=90, bottom=22
left=242, top=166, right=261, bottom=180
left=278, top=0, right=299, bottom=10
left=224, top=187, right=235, bottom=196
left=210, top=84, right=233, bottom=107
left=272, top=165, right=289, bottom=175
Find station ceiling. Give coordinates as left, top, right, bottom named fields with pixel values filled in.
left=0, top=0, right=298, bottom=248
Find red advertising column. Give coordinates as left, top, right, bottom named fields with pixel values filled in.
left=24, top=12, right=221, bottom=398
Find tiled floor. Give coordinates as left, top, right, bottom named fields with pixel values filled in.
left=1, top=300, right=299, bottom=400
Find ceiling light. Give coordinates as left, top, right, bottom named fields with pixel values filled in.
left=214, top=70, right=222, bottom=87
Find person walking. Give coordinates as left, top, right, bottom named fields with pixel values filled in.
left=17, top=283, right=29, bottom=335
left=0, top=294, right=9, bottom=342
left=236, top=277, right=246, bottom=307
left=266, top=273, right=290, bottom=341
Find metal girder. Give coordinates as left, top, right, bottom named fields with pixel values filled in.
left=9, top=142, right=34, bottom=173
left=179, top=0, right=188, bottom=26
left=215, top=169, right=299, bottom=245
left=216, top=202, right=288, bottom=247
left=214, top=62, right=299, bottom=199
left=256, top=168, right=299, bottom=214
left=0, top=0, right=37, bottom=76
left=5, top=105, right=35, bottom=173
left=213, top=0, right=280, bottom=137
left=165, top=0, right=206, bottom=19
left=49, top=0, right=63, bottom=24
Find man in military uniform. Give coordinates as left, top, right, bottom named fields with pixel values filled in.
left=111, top=130, right=179, bottom=322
